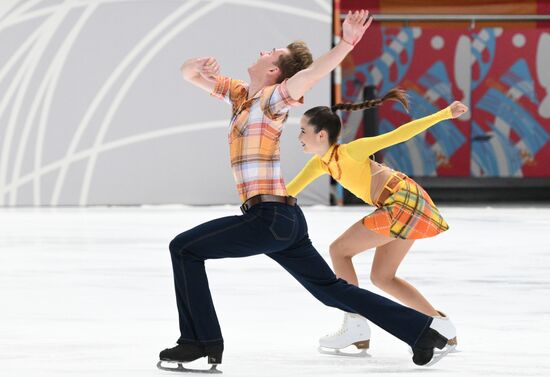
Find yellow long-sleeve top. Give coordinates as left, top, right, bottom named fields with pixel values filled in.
left=286, top=107, right=453, bottom=206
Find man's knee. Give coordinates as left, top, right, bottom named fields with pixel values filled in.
left=169, top=237, right=181, bottom=255
left=169, top=232, right=195, bottom=258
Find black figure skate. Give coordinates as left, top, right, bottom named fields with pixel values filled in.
left=157, top=343, right=223, bottom=374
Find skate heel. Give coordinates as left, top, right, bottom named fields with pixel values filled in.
left=353, top=340, right=370, bottom=349
left=207, top=352, right=223, bottom=365
left=434, top=333, right=447, bottom=350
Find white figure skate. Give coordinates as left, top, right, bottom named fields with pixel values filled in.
left=408, top=310, right=458, bottom=363
left=434, top=311, right=458, bottom=354
left=318, top=313, right=371, bottom=357
left=415, top=312, right=458, bottom=367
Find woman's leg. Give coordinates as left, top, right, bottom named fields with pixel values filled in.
left=370, top=239, right=439, bottom=316
left=330, top=218, right=439, bottom=316
left=266, top=233, right=432, bottom=348
left=329, top=219, right=394, bottom=285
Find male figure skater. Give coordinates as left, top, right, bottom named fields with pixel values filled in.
left=159, top=10, right=454, bottom=373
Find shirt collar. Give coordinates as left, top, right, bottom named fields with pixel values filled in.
left=246, top=85, right=264, bottom=101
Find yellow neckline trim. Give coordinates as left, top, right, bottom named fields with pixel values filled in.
left=321, top=144, right=337, bottom=164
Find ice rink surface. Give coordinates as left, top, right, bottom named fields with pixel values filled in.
left=1, top=205, right=549, bottom=377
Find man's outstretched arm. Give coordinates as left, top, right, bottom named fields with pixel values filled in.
left=285, top=9, right=372, bottom=101
left=180, top=57, right=220, bottom=93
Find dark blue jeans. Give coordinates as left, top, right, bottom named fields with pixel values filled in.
left=168, top=202, right=432, bottom=348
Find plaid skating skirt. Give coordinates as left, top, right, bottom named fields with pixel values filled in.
left=363, top=173, right=449, bottom=240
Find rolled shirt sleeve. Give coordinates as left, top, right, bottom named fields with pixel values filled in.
left=210, top=75, right=248, bottom=106
left=263, top=79, right=304, bottom=119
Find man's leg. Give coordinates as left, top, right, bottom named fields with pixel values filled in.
left=265, top=206, right=431, bottom=348
left=167, top=203, right=299, bottom=347
left=267, top=233, right=432, bottom=347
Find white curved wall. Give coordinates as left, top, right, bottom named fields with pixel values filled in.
left=0, top=0, right=331, bottom=205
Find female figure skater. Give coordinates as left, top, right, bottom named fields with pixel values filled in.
left=286, top=90, right=468, bottom=356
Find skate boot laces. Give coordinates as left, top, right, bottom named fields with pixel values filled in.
left=324, top=313, right=367, bottom=337
left=323, top=313, right=350, bottom=337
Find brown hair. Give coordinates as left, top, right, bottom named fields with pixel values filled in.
left=304, top=88, right=410, bottom=146
left=275, top=40, right=313, bottom=83
left=331, top=88, right=409, bottom=113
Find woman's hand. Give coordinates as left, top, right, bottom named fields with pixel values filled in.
left=449, top=101, right=469, bottom=118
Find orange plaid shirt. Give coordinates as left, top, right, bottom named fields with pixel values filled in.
left=211, top=76, right=303, bottom=202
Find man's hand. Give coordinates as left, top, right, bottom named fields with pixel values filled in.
left=285, top=8, right=374, bottom=101
left=449, top=101, right=469, bottom=118
left=182, top=57, right=218, bottom=80
left=342, top=9, right=373, bottom=46
left=197, top=57, right=220, bottom=83
left=181, top=57, right=221, bottom=93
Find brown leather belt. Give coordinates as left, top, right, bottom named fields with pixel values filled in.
left=375, top=172, right=407, bottom=207
left=240, top=194, right=297, bottom=214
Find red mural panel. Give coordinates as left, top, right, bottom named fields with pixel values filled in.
left=337, top=1, right=550, bottom=178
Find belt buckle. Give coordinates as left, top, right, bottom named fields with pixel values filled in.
left=240, top=203, right=249, bottom=214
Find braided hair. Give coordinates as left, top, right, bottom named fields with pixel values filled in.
left=303, top=88, right=409, bottom=146
left=331, top=88, right=409, bottom=113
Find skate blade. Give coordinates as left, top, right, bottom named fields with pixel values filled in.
left=318, top=346, right=371, bottom=358
left=408, top=344, right=459, bottom=355
left=424, top=347, right=452, bottom=367
left=157, top=361, right=222, bottom=374
left=435, top=344, right=459, bottom=354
